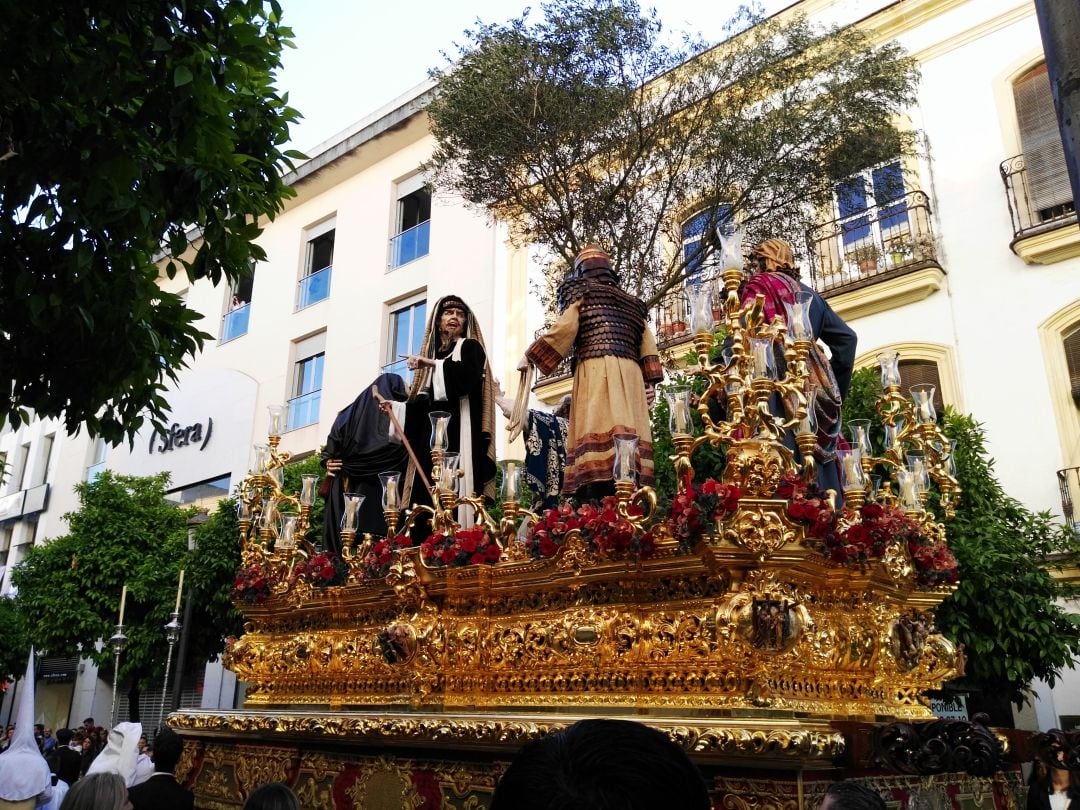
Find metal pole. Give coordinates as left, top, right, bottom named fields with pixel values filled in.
left=108, top=626, right=128, bottom=726
left=1034, top=0, right=1080, bottom=226
left=169, top=590, right=194, bottom=712
left=158, top=612, right=181, bottom=732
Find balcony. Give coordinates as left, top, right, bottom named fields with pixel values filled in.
left=1057, top=466, right=1080, bottom=535
left=389, top=219, right=430, bottom=269
left=0, top=483, right=50, bottom=521
left=297, top=266, right=331, bottom=310
left=220, top=303, right=250, bottom=343
left=286, top=389, right=321, bottom=431
left=1000, top=154, right=1079, bottom=265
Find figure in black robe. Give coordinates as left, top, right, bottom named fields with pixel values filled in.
left=387, top=295, right=497, bottom=541
left=321, top=373, right=409, bottom=554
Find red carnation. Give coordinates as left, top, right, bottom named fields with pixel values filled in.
left=460, top=534, right=479, bottom=553
left=485, top=544, right=502, bottom=562
left=440, top=548, right=456, bottom=564
left=539, top=537, right=557, bottom=557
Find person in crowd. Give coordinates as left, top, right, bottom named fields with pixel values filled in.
left=518, top=246, right=663, bottom=499
left=1027, top=753, right=1080, bottom=810
left=382, top=295, right=497, bottom=533
left=819, top=781, right=887, bottom=810
left=40, top=728, right=55, bottom=756
left=33, top=725, right=45, bottom=753
left=490, top=718, right=709, bottom=810
left=126, top=727, right=193, bottom=810
left=79, top=720, right=93, bottom=741
left=0, top=654, right=53, bottom=810
left=49, top=729, right=81, bottom=790
left=321, top=373, right=410, bottom=551
left=57, top=772, right=128, bottom=810
left=0, top=725, right=13, bottom=753
left=131, top=735, right=154, bottom=787
left=243, top=783, right=301, bottom=810
left=77, top=738, right=94, bottom=779
left=86, top=722, right=141, bottom=787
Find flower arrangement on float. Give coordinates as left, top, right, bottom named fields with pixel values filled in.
left=420, top=525, right=503, bottom=567
left=524, top=496, right=656, bottom=559
left=778, top=472, right=958, bottom=586
left=231, top=562, right=272, bottom=604
left=292, top=551, right=349, bottom=587
left=664, top=474, right=742, bottom=550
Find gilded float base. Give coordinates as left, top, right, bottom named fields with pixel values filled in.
left=169, top=708, right=1023, bottom=809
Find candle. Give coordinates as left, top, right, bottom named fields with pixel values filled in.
left=174, top=570, right=185, bottom=613
left=674, top=402, right=687, bottom=434
left=385, top=484, right=397, bottom=510
left=118, top=584, right=127, bottom=626
left=506, top=462, right=517, bottom=501
left=843, top=455, right=859, bottom=488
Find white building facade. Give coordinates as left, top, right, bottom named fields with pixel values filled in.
left=3, top=0, right=1079, bottom=731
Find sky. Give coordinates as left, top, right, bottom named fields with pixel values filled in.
left=277, top=0, right=791, bottom=154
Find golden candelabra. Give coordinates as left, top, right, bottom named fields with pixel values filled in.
left=224, top=262, right=964, bottom=719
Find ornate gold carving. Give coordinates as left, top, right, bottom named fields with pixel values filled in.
left=348, top=757, right=424, bottom=810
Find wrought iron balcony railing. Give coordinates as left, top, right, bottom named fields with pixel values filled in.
left=807, top=190, right=940, bottom=296
left=1057, top=466, right=1080, bottom=534
left=1000, top=153, right=1076, bottom=242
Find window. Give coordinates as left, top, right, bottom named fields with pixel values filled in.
left=34, top=434, right=54, bottom=488
left=14, top=443, right=30, bottom=491
left=898, top=360, right=944, bottom=414
left=86, top=437, right=107, bottom=483
left=389, top=176, right=431, bottom=269
left=384, top=296, right=428, bottom=382
left=1063, top=325, right=1080, bottom=407
left=222, top=266, right=255, bottom=343
left=1014, top=63, right=1073, bottom=223
left=681, top=206, right=732, bottom=285
left=298, top=221, right=334, bottom=309
left=166, top=474, right=231, bottom=505
left=287, top=333, right=326, bottom=431
left=835, top=161, right=909, bottom=259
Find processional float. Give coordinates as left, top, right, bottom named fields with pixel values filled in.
left=171, top=250, right=1018, bottom=808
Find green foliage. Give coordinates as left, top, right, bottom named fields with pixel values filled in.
left=186, top=498, right=245, bottom=659
left=936, top=411, right=1080, bottom=706
left=13, top=473, right=189, bottom=695
left=282, top=453, right=327, bottom=545
left=0, top=597, right=29, bottom=684
left=0, top=1, right=303, bottom=443
left=427, top=0, right=919, bottom=310
left=651, top=372, right=727, bottom=505
left=10, top=472, right=245, bottom=716
left=839, top=366, right=1080, bottom=705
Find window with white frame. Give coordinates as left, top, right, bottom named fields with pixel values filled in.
left=34, top=434, right=54, bottom=488
left=287, top=333, right=326, bottom=431
left=298, top=220, right=335, bottom=309
left=384, top=295, right=428, bottom=382
left=222, top=265, right=255, bottom=343
left=389, top=176, right=431, bottom=269
left=834, top=160, right=909, bottom=267
left=14, top=443, right=30, bottom=491
left=86, top=436, right=107, bottom=483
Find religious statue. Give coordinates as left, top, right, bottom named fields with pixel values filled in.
left=517, top=245, right=663, bottom=499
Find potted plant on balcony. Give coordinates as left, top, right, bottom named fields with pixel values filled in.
left=847, top=243, right=881, bottom=273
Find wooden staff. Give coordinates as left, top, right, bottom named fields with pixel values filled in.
left=374, top=385, right=433, bottom=493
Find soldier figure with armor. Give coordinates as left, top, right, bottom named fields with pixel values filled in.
left=518, top=245, right=663, bottom=499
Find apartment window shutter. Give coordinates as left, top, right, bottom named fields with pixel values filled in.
left=899, top=360, right=944, bottom=413
left=1063, top=326, right=1080, bottom=406
left=1014, top=64, right=1072, bottom=215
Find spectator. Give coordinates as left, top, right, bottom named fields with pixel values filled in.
left=41, top=727, right=56, bottom=755
left=243, top=783, right=301, bottom=810
left=50, top=729, right=82, bottom=788
left=491, top=718, right=709, bottom=810
left=820, top=782, right=887, bottom=810
left=58, top=772, right=127, bottom=810
left=78, top=737, right=94, bottom=778
left=0, top=653, right=53, bottom=809
left=1027, top=754, right=1080, bottom=810
left=132, top=735, right=154, bottom=786
left=0, top=725, right=13, bottom=753
left=127, top=727, right=193, bottom=810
